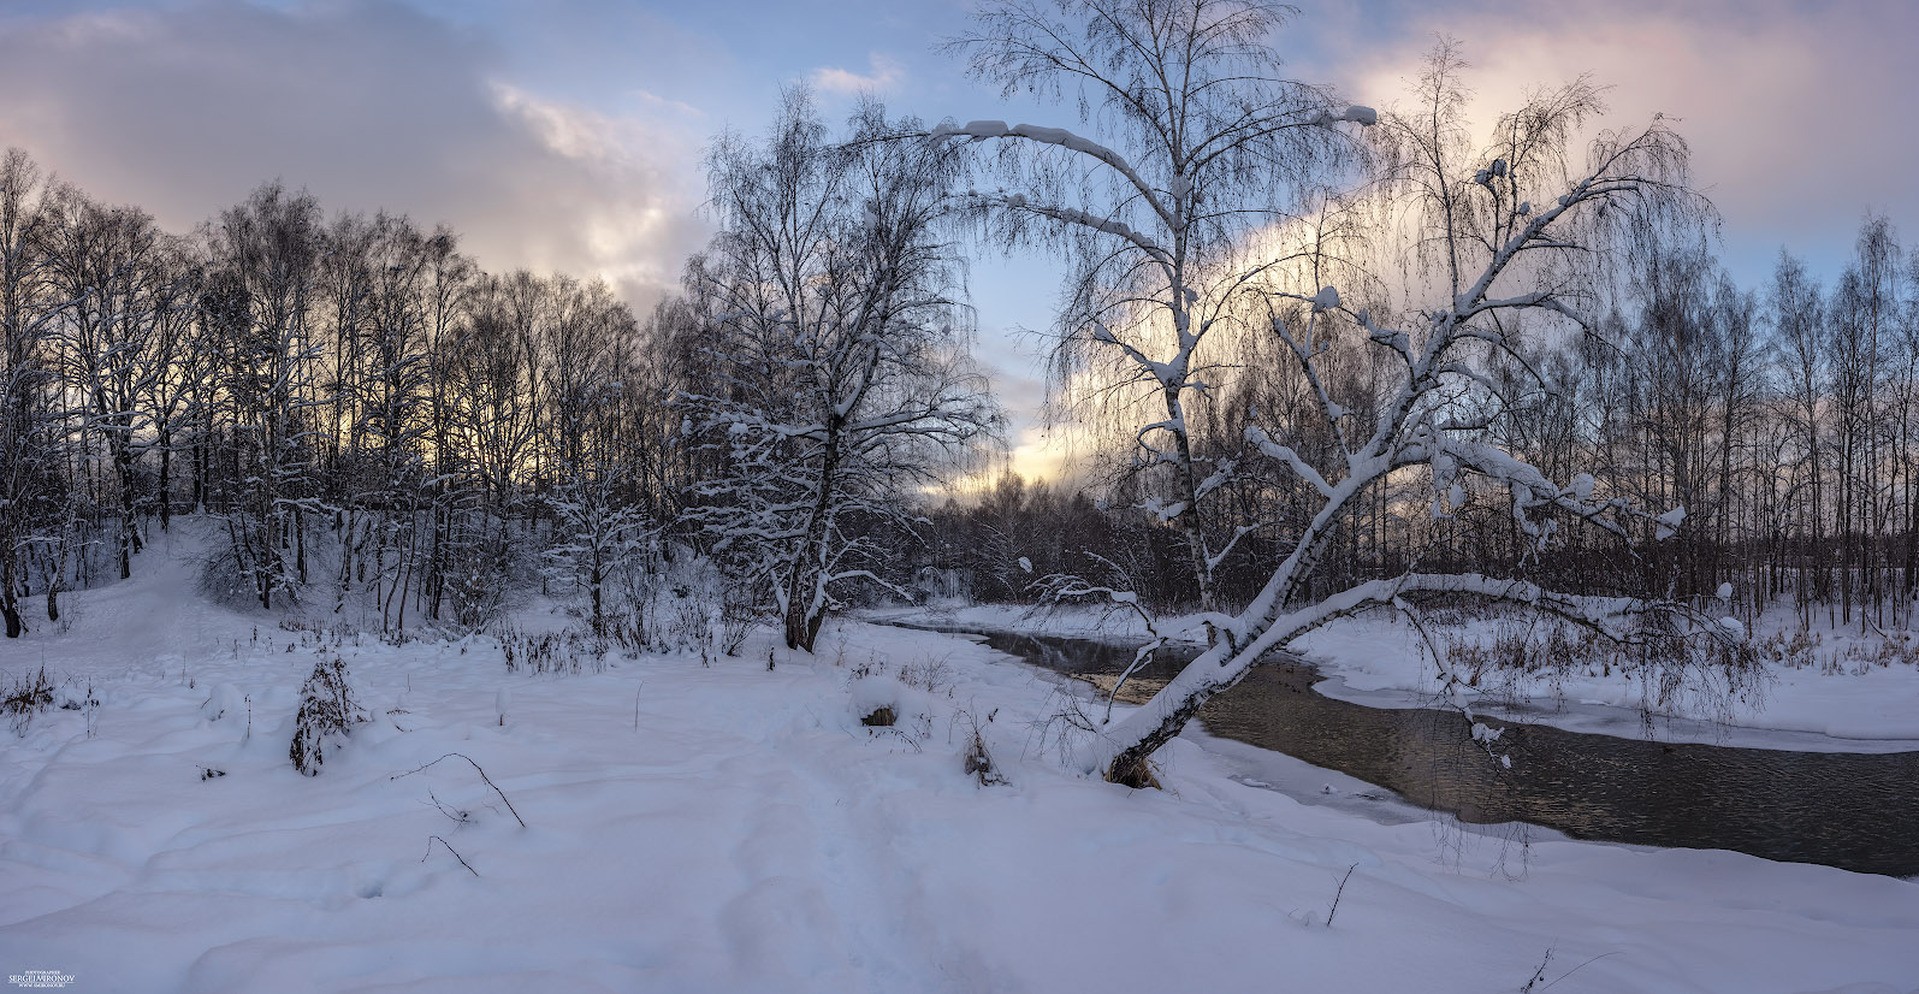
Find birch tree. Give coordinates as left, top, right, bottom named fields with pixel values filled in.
left=946, top=0, right=1372, bottom=624
left=1771, top=251, right=1827, bottom=619
left=686, top=91, right=998, bottom=652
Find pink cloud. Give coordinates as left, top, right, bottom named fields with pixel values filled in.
left=1316, top=0, right=1918, bottom=275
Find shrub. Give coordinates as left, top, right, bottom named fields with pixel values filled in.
left=4, top=666, right=56, bottom=734
left=290, top=657, right=366, bottom=775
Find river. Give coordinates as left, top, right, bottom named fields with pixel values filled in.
left=966, top=628, right=1919, bottom=878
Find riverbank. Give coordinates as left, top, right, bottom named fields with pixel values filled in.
left=870, top=602, right=1919, bottom=752
left=3, top=534, right=1916, bottom=991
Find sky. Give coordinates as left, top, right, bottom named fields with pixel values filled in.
left=2, top=0, right=1914, bottom=482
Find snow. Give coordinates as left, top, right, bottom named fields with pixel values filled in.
left=1318, top=105, right=1377, bottom=127
left=1298, top=611, right=1919, bottom=751
left=3, top=524, right=1917, bottom=992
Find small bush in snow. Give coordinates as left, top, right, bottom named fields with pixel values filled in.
left=4, top=666, right=56, bottom=734
left=898, top=656, right=954, bottom=696
left=497, top=624, right=609, bottom=676
left=960, top=709, right=1006, bottom=786
left=290, top=656, right=366, bottom=776
left=718, top=589, right=759, bottom=657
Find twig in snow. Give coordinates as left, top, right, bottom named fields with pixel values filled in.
left=424, top=834, right=479, bottom=877
left=1519, top=946, right=1553, bottom=992
left=1325, top=863, right=1358, bottom=927
left=392, top=752, right=526, bottom=828
left=1537, top=949, right=1620, bottom=991
left=425, top=787, right=471, bottom=824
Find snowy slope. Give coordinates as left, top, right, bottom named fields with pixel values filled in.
left=2, top=529, right=1915, bottom=993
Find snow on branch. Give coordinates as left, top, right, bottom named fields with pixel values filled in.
left=934, top=120, right=1173, bottom=229
left=1268, top=311, right=1354, bottom=459
left=1313, top=105, right=1378, bottom=127
left=961, top=192, right=1171, bottom=263
left=1413, top=437, right=1674, bottom=550
left=1244, top=425, right=1334, bottom=499
left=1030, top=564, right=1171, bottom=724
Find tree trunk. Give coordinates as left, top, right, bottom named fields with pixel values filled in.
left=1104, top=678, right=1219, bottom=787
left=784, top=427, right=841, bottom=653
left=1, top=544, right=22, bottom=638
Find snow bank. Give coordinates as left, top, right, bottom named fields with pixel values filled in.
left=1293, top=611, right=1919, bottom=750
left=1, top=532, right=1915, bottom=991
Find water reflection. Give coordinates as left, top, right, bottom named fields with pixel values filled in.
left=973, top=630, right=1919, bottom=877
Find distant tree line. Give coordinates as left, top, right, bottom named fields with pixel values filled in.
left=0, top=147, right=695, bottom=638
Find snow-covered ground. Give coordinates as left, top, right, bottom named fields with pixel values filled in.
left=3, top=526, right=1916, bottom=993
left=881, top=602, right=1919, bottom=752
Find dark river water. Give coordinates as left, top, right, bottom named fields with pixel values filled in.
left=968, top=629, right=1919, bottom=878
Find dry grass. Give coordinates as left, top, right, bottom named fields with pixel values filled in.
left=1073, top=672, right=1166, bottom=706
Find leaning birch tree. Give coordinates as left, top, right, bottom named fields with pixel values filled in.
left=1074, top=42, right=1729, bottom=785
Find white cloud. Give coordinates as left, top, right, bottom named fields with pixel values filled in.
left=810, top=53, right=906, bottom=95
left=484, top=82, right=707, bottom=304
left=633, top=89, right=706, bottom=120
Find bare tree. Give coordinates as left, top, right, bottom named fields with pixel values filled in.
left=44, top=186, right=187, bottom=580
left=1771, top=251, right=1827, bottom=621
left=418, top=229, right=476, bottom=623
left=0, top=149, right=59, bottom=637
left=686, top=91, right=998, bottom=651
left=946, top=0, right=1372, bottom=627
left=208, top=183, right=325, bottom=609
left=1848, top=216, right=1901, bottom=626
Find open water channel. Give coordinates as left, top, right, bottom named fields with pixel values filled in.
left=966, top=629, right=1919, bottom=877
